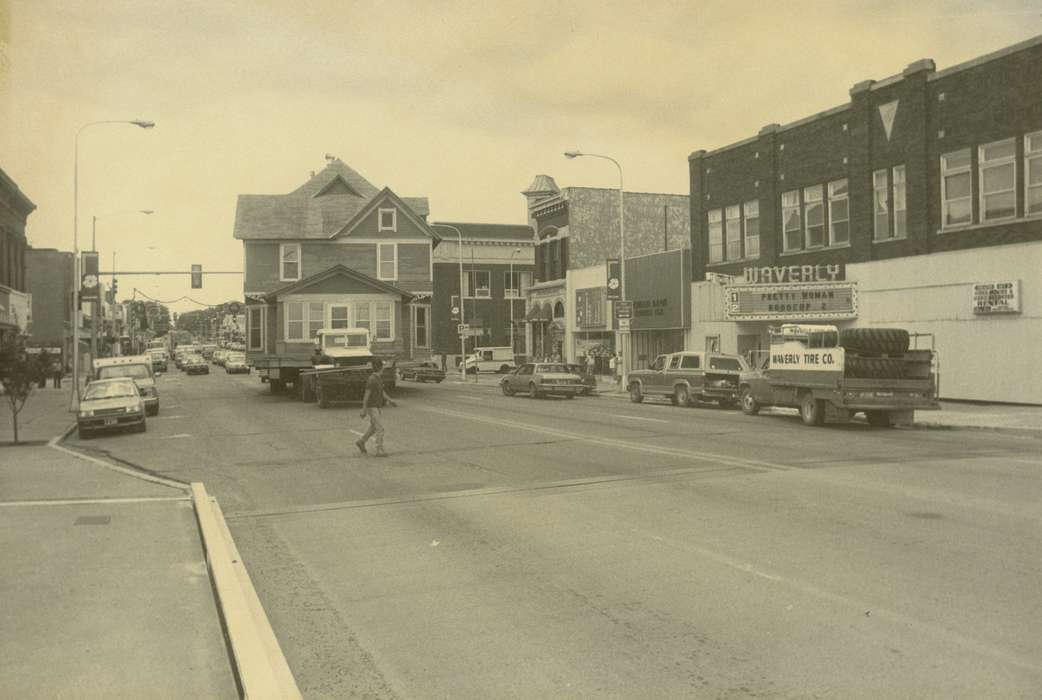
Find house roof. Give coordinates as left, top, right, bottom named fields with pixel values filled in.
left=332, top=187, right=440, bottom=242
left=430, top=222, right=535, bottom=242
left=262, top=264, right=414, bottom=302
left=233, top=159, right=430, bottom=240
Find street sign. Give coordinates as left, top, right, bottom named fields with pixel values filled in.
left=618, top=318, right=631, bottom=331
left=457, top=323, right=469, bottom=334
left=81, top=252, right=100, bottom=301
left=606, top=259, right=621, bottom=300
left=614, top=300, right=633, bottom=319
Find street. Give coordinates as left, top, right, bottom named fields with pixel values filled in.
left=67, top=367, right=1042, bottom=698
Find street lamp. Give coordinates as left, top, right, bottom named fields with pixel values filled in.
left=432, top=223, right=468, bottom=383
left=90, top=209, right=154, bottom=362
left=564, top=150, right=626, bottom=382
left=508, top=246, right=522, bottom=356
left=73, top=119, right=155, bottom=405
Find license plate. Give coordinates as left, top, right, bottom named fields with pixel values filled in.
left=103, top=418, right=118, bottom=426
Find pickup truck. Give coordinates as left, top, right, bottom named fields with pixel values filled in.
left=626, top=351, right=748, bottom=407
left=283, top=328, right=396, bottom=407
left=739, top=324, right=939, bottom=427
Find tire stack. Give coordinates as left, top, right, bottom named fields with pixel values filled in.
left=840, top=328, right=910, bottom=379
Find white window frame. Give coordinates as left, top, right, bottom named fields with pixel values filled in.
left=354, top=303, right=371, bottom=332
left=285, top=301, right=305, bottom=341
left=781, top=191, right=801, bottom=252
left=247, top=306, right=266, bottom=351
left=377, top=243, right=398, bottom=281
left=827, top=179, right=849, bottom=246
left=940, top=148, right=972, bottom=230
left=803, top=185, right=825, bottom=249
left=464, top=270, right=491, bottom=298
left=873, top=169, right=890, bottom=241
left=742, top=200, right=759, bottom=260
left=724, top=205, right=741, bottom=261
left=412, top=305, right=429, bottom=349
left=373, top=302, right=393, bottom=340
left=329, top=304, right=350, bottom=329
left=307, top=301, right=325, bottom=339
left=504, top=270, right=531, bottom=298
left=1028, top=131, right=1042, bottom=217
left=979, top=138, right=1017, bottom=223
left=378, top=208, right=397, bottom=232
left=892, top=165, right=907, bottom=239
left=279, top=243, right=301, bottom=282
left=707, top=209, right=723, bottom=263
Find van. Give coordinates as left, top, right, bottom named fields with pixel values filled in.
left=462, top=346, right=515, bottom=373
left=91, top=355, right=160, bottom=416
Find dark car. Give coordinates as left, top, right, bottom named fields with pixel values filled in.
left=399, top=361, right=446, bottom=383
left=565, top=364, right=597, bottom=396
left=183, top=354, right=210, bottom=375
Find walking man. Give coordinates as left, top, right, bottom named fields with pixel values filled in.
left=356, top=358, right=396, bottom=457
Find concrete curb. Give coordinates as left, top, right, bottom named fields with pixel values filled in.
left=49, top=423, right=190, bottom=491
left=191, top=482, right=302, bottom=700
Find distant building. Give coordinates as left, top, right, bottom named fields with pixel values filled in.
left=687, top=34, right=1042, bottom=402
left=0, top=166, right=35, bottom=344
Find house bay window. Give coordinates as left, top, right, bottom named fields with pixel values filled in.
left=374, top=303, right=392, bottom=340
left=828, top=179, right=849, bottom=245
left=286, top=302, right=304, bottom=340
left=330, top=305, right=349, bottom=329
left=782, top=190, right=801, bottom=252
left=280, top=243, right=300, bottom=281
left=743, top=200, right=759, bottom=259
left=286, top=301, right=325, bottom=341
left=355, top=303, right=370, bottom=332
left=979, top=138, right=1016, bottom=222
left=1028, top=131, right=1042, bottom=215
left=941, top=148, right=972, bottom=228
left=707, top=209, right=723, bottom=263
left=308, top=302, right=324, bottom=338
left=804, top=185, right=825, bottom=248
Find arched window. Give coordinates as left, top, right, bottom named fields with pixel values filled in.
left=553, top=301, right=565, bottom=319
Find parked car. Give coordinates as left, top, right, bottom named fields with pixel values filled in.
left=212, top=349, right=228, bottom=366
left=462, top=346, right=516, bottom=374
left=626, top=351, right=748, bottom=408
left=565, top=363, right=597, bottom=396
left=500, top=363, right=584, bottom=398
left=92, top=355, right=159, bottom=416
left=183, top=354, right=210, bottom=375
left=399, top=361, right=446, bottom=383
left=77, top=377, right=147, bottom=439
left=224, top=353, right=250, bottom=374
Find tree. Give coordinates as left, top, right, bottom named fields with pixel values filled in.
left=0, top=339, right=47, bottom=444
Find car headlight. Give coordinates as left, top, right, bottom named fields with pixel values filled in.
left=79, top=409, right=94, bottom=418
left=125, top=405, right=136, bottom=414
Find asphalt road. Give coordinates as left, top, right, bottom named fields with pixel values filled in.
left=70, top=366, right=1042, bottom=698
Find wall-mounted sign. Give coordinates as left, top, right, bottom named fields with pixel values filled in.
left=575, top=287, right=606, bottom=328
left=725, top=282, right=857, bottom=320
left=972, top=280, right=1020, bottom=315
left=625, top=250, right=691, bottom=331
left=614, top=300, right=633, bottom=319
left=742, top=264, right=845, bottom=284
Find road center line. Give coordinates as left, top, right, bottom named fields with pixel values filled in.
left=608, top=413, right=669, bottom=423
left=160, top=433, right=193, bottom=440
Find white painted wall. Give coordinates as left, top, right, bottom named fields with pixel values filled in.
left=566, top=264, right=608, bottom=363
left=849, top=241, right=1042, bottom=404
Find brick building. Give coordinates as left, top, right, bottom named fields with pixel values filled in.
left=0, top=166, right=35, bottom=344
left=234, top=159, right=435, bottom=361
left=429, top=223, right=534, bottom=367
left=522, top=175, right=689, bottom=367
left=688, top=35, right=1042, bottom=402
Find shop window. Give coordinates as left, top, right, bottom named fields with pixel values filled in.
left=781, top=191, right=801, bottom=252
left=828, top=179, right=849, bottom=245
left=873, top=170, right=890, bottom=241
left=804, top=184, right=825, bottom=248
left=941, top=148, right=972, bottom=229
left=707, top=209, right=723, bottom=263
left=743, top=200, right=760, bottom=259
left=979, top=138, right=1016, bottom=222
left=378, top=243, right=397, bottom=280
left=725, top=205, right=741, bottom=260
left=464, top=270, right=491, bottom=298
left=280, top=243, right=300, bottom=281
left=1027, top=131, right=1042, bottom=215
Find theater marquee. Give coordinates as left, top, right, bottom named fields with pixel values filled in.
left=725, top=282, right=858, bottom=320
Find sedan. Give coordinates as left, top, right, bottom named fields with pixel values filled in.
left=500, top=363, right=584, bottom=398
left=224, top=353, right=250, bottom=374
left=399, top=361, right=446, bottom=383
left=77, top=378, right=147, bottom=439
left=565, top=364, right=597, bottom=396
left=183, top=355, right=210, bottom=375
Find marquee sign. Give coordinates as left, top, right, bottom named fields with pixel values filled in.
left=972, top=280, right=1020, bottom=315
left=725, top=282, right=857, bottom=320
left=742, top=264, right=845, bottom=284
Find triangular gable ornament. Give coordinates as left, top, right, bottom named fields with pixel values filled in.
left=878, top=100, right=899, bottom=141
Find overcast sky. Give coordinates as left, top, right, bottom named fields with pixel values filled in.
left=1, top=0, right=1039, bottom=312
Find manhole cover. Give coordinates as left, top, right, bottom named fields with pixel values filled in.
left=74, top=515, right=112, bottom=526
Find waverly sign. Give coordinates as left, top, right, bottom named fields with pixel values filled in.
left=742, top=264, right=844, bottom=285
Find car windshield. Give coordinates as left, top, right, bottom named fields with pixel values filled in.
left=84, top=381, right=138, bottom=400
left=536, top=364, right=568, bottom=373
left=228, top=354, right=245, bottom=362
left=97, top=365, right=150, bottom=380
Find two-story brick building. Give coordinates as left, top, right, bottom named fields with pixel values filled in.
left=522, top=175, right=689, bottom=367
left=688, top=35, right=1042, bottom=403
left=0, top=167, right=35, bottom=345
left=234, top=159, right=437, bottom=361
left=429, top=222, right=534, bottom=367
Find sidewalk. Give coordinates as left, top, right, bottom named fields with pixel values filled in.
left=0, top=390, right=240, bottom=697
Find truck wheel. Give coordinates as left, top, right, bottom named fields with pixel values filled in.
left=674, top=385, right=690, bottom=407
left=799, top=393, right=825, bottom=426
left=628, top=382, right=644, bottom=403
left=866, top=411, right=893, bottom=428
left=846, top=357, right=905, bottom=379
left=740, top=386, right=760, bottom=415
left=501, top=382, right=515, bottom=396
left=840, top=328, right=910, bottom=355
left=500, top=364, right=511, bottom=373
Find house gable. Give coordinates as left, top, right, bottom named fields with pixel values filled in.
left=330, top=188, right=440, bottom=242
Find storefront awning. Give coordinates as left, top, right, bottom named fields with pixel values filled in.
left=526, top=303, right=551, bottom=322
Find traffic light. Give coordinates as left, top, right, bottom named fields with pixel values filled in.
left=191, top=264, right=202, bottom=289
left=450, top=294, right=460, bottom=321
left=111, top=279, right=118, bottom=297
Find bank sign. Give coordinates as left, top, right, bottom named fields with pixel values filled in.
left=625, top=250, right=690, bottom=331
left=725, top=282, right=857, bottom=320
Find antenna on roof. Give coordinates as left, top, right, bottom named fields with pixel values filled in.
left=324, top=153, right=337, bottom=163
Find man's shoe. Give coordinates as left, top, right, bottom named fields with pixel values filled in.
left=355, top=439, right=367, bottom=454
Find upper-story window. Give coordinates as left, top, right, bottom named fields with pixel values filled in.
left=743, top=200, right=760, bottom=259
left=377, top=243, right=397, bottom=281
left=979, top=138, right=1016, bottom=222
left=828, top=179, right=849, bottom=245
left=874, top=166, right=907, bottom=242
left=941, top=148, right=972, bottom=228
left=804, top=185, right=825, bottom=248
left=707, top=209, right=723, bottom=263
left=892, top=166, right=907, bottom=238
left=1028, top=131, right=1042, bottom=216
left=873, top=170, right=890, bottom=241
left=280, top=243, right=301, bottom=281
left=505, top=270, right=532, bottom=298
left=725, top=205, right=741, bottom=260
left=781, top=190, right=801, bottom=252
left=464, top=270, right=491, bottom=298
left=378, top=208, right=397, bottom=232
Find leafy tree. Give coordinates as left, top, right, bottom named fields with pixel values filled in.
left=0, top=339, right=47, bottom=444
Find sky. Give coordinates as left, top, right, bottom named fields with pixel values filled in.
left=1, top=0, right=1040, bottom=312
